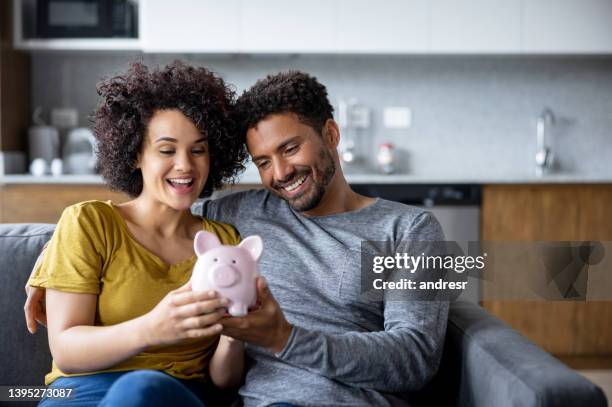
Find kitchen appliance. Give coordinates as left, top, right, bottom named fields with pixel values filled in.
left=63, top=127, right=97, bottom=174
left=28, top=125, right=60, bottom=169
left=36, top=0, right=137, bottom=38
left=351, top=184, right=481, bottom=303
left=337, top=99, right=370, bottom=168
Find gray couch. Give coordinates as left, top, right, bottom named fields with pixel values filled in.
left=0, top=223, right=607, bottom=407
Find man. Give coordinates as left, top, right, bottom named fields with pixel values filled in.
left=26, top=71, right=449, bottom=406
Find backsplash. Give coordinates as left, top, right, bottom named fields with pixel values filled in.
left=31, top=53, right=612, bottom=179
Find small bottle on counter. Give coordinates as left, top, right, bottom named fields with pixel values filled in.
left=377, top=142, right=395, bottom=174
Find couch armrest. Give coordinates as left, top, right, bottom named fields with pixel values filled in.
left=444, top=301, right=607, bottom=407
left=0, top=224, right=55, bottom=388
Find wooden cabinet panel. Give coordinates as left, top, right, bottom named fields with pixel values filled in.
left=0, top=0, right=31, bottom=152
left=0, top=185, right=127, bottom=223
left=481, top=184, right=612, bottom=360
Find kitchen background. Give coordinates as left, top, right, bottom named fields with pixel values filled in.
left=30, top=53, right=612, bottom=180
left=1, top=0, right=612, bottom=401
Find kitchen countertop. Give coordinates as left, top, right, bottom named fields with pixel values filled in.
left=2, top=172, right=612, bottom=185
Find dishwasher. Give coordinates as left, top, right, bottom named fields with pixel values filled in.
left=350, top=184, right=481, bottom=303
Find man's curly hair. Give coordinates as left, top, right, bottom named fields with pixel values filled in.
left=234, top=70, right=334, bottom=140
left=94, top=61, right=246, bottom=197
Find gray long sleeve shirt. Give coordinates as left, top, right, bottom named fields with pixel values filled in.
left=199, top=189, right=449, bottom=407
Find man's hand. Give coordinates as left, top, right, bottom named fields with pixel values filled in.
left=24, top=285, right=47, bottom=334
left=220, top=277, right=292, bottom=353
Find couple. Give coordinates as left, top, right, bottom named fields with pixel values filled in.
left=25, top=61, right=449, bottom=407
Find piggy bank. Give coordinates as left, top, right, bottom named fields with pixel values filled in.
left=191, top=231, right=263, bottom=317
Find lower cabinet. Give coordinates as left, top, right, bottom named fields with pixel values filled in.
left=0, top=184, right=127, bottom=223
left=481, top=184, right=612, bottom=367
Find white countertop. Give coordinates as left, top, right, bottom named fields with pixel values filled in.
left=2, top=172, right=611, bottom=185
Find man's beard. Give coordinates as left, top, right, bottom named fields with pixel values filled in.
left=272, top=147, right=336, bottom=212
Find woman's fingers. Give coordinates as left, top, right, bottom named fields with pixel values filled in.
left=182, top=311, right=225, bottom=330
left=174, top=298, right=229, bottom=319
left=170, top=289, right=218, bottom=307
left=184, top=323, right=223, bottom=339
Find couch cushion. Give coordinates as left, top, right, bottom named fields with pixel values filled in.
left=0, top=224, right=55, bottom=387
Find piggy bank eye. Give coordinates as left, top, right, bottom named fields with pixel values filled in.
left=232, top=260, right=236, bottom=264
left=213, top=258, right=219, bottom=262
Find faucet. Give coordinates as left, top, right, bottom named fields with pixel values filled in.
left=535, top=108, right=555, bottom=176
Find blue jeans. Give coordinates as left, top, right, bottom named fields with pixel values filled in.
left=39, top=370, right=208, bottom=407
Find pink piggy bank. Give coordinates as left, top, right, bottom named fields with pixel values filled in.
left=191, top=231, right=263, bottom=317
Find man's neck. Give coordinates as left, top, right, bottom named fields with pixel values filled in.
left=301, top=167, right=374, bottom=217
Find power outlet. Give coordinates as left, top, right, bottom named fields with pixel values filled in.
left=351, top=106, right=370, bottom=129
left=383, top=107, right=412, bottom=129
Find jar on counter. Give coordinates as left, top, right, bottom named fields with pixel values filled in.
left=377, top=142, right=395, bottom=174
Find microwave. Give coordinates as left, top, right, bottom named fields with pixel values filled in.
left=36, top=0, right=137, bottom=38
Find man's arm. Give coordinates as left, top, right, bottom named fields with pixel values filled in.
left=222, top=211, right=450, bottom=393
left=274, top=300, right=448, bottom=392
left=222, top=281, right=448, bottom=392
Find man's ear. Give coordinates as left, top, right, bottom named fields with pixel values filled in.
left=322, top=119, right=340, bottom=148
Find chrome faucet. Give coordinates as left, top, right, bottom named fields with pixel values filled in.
left=535, top=108, right=555, bottom=176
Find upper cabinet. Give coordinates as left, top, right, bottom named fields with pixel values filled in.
left=141, top=0, right=240, bottom=53
left=13, top=0, right=612, bottom=54
left=241, top=0, right=338, bottom=53
left=336, top=0, right=428, bottom=53
left=523, top=0, right=612, bottom=53
left=430, top=0, right=521, bottom=53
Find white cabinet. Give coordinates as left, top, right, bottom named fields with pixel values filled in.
left=240, top=0, right=338, bottom=53
left=337, top=0, right=429, bottom=53
left=523, top=0, right=612, bottom=53
left=135, top=0, right=612, bottom=54
left=430, top=0, right=521, bottom=53
left=141, top=0, right=241, bottom=53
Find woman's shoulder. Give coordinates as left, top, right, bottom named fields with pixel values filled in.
left=200, top=217, right=241, bottom=246
left=59, top=200, right=120, bottom=230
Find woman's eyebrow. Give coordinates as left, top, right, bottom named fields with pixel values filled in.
left=155, top=136, right=177, bottom=143
left=154, top=136, right=207, bottom=143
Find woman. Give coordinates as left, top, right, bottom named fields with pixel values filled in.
left=28, top=61, right=248, bottom=406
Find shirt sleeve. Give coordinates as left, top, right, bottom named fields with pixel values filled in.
left=27, top=204, right=106, bottom=294
left=275, top=212, right=450, bottom=392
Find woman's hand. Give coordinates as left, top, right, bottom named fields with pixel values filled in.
left=141, top=281, right=228, bottom=347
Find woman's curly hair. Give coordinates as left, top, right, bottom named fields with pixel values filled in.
left=234, top=70, right=334, bottom=140
left=94, top=61, right=246, bottom=197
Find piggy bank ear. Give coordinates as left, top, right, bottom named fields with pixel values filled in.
left=239, top=235, right=263, bottom=261
left=194, top=231, right=222, bottom=256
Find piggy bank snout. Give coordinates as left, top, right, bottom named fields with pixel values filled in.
left=211, top=264, right=240, bottom=288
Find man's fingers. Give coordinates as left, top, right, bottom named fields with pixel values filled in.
left=256, top=277, right=271, bottom=300
left=219, top=315, right=253, bottom=330
left=24, top=296, right=37, bottom=334
left=25, top=312, right=36, bottom=334
left=36, top=313, right=47, bottom=328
